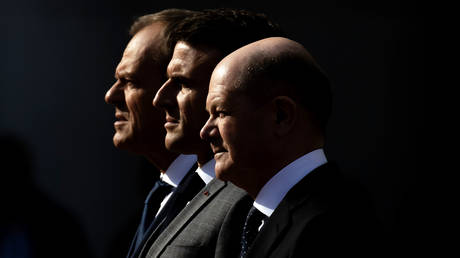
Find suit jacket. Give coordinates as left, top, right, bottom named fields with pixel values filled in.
left=128, top=163, right=202, bottom=258
left=140, top=178, right=252, bottom=258
left=246, top=162, right=383, bottom=258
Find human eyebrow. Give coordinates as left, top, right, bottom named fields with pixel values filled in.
left=206, top=102, right=216, bottom=114
left=117, top=70, right=139, bottom=83
left=209, top=98, right=229, bottom=116
left=115, top=70, right=126, bottom=80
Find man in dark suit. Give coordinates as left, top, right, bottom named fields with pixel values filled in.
left=145, top=9, right=284, bottom=258
left=200, top=37, right=382, bottom=257
left=104, top=9, right=211, bottom=258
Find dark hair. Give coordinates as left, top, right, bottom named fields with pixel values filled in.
left=129, top=9, right=199, bottom=62
left=168, top=8, right=285, bottom=58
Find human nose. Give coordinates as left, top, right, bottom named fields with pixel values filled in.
left=153, top=78, right=175, bottom=109
left=105, top=81, right=123, bottom=105
left=200, top=116, right=218, bottom=141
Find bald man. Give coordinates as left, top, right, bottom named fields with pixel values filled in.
left=201, top=37, right=382, bottom=257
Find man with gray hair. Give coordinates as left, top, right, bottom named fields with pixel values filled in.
left=105, top=9, right=209, bottom=258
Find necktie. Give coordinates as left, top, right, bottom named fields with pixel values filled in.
left=153, top=171, right=204, bottom=230
left=240, top=206, right=268, bottom=258
left=135, top=179, right=173, bottom=249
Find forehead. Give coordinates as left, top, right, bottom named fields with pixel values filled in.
left=208, top=61, right=242, bottom=96
left=207, top=82, right=242, bottom=109
left=167, top=41, right=222, bottom=79
left=116, top=23, right=166, bottom=76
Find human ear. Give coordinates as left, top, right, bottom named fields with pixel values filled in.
left=272, top=96, right=297, bottom=136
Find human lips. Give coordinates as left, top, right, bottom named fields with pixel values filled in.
left=114, top=112, right=128, bottom=125
left=115, top=112, right=127, bottom=121
left=211, top=145, right=227, bottom=159
left=164, top=115, right=179, bottom=129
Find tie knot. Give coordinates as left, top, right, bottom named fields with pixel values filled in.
left=246, top=206, right=267, bottom=227
left=157, top=179, right=171, bottom=188
left=145, top=180, right=174, bottom=205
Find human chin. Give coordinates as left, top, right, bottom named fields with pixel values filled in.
left=213, top=150, right=228, bottom=163
left=214, top=164, right=228, bottom=181
left=112, top=123, right=135, bottom=148
left=113, top=132, right=131, bottom=149
left=164, top=128, right=185, bottom=152
left=214, top=155, right=233, bottom=181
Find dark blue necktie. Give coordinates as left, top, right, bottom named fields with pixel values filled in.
left=240, top=206, right=268, bottom=258
left=135, top=179, right=173, bottom=249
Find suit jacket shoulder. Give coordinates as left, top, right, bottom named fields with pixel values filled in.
left=143, top=179, right=251, bottom=258
left=247, top=162, right=382, bottom=258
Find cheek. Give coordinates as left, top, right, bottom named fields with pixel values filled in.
left=220, top=122, right=242, bottom=159
left=179, top=92, right=208, bottom=126
left=224, top=120, right=262, bottom=165
left=176, top=92, right=191, bottom=118
left=127, top=91, right=155, bottom=128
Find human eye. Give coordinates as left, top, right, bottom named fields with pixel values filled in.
left=170, top=77, right=190, bottom=92
left=216, top=110, right=228, bottom=118
left=180, top=83, right=189, bottom=91
left=120, top=77, right=137, bottom=87
left=128, top=80, right=141, bottom=90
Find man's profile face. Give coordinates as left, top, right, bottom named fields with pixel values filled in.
left=200, top=65, right=273, bottom=181
left=153, top=41, right=222, bottom=154
left=105, top=23, right=167, bottom=154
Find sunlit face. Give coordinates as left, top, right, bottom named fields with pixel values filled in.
left=153, top=41, right=222, bottom=154
left=105, top=23, right=167, bottom=154
left=200, top=65, right=273, bottom=182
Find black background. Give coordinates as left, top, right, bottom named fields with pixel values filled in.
left=1, top=0, right=424, bottom=257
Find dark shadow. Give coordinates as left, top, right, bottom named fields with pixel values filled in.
left=0, top=133, right=93, bottom=258
left=104, top=158, right=159, bottom=258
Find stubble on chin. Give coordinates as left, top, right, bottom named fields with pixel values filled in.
left=112, top=125, right=134, bottom=150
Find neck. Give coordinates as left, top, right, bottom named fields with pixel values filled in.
left=239, top=144, right=325, bottom=199
left=196, top=151, right=213, bottom=168
left=244, top=169, right=277, bottom=199
left=144, top=150, right=178, bottom=173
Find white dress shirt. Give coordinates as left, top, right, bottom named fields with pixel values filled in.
left=195, top=159, right=216, bottom=185
left=156, top=154, right=197, bottom=216
left=253, top=149, right=328, bottom=218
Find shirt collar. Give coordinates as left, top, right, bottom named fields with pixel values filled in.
left=254, top=148, right=327, bottom=217
left=160, top=154, right=197, bottom=188
left=195, top=159, right=216, bottom=185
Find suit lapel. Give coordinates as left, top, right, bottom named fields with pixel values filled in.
left=247, top=163, right=337, bottom=258
left=143, top=167, right=204, bottom=243
left=128, top=178, right=175, bottom=258
left=143, top=178, right=227, bottom=257
left=133, top=163, right=200, bottom=258
left=149, top=163, right=201, bottom=232
left=126, top=228, right=140, bottom=257
left=246, top=199, right=291, bottom=258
